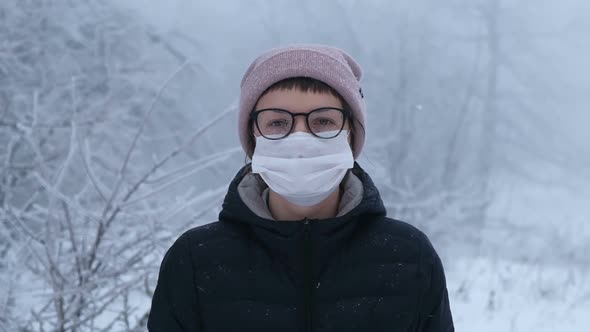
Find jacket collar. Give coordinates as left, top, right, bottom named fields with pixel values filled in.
left=236, top=169, right=364, bottom=221
left=218, top=162, right=386, bottom=237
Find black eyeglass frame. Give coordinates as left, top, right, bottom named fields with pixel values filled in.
left=249, top=107, right=350, bottom=140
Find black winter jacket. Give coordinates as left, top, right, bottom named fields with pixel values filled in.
left=148, top=163, right=454, bottom=332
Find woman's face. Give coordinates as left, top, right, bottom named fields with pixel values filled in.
left=252, top=88, right=351, bottom=137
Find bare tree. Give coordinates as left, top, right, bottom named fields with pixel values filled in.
left=0, top=1, right=239, bottom=330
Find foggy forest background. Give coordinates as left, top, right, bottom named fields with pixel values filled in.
left=1, top=0, right=589, bottom=331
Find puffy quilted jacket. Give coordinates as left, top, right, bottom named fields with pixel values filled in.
left=148, top=163, right=454, bottom=332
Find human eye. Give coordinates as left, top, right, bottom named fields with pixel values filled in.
left=317, top=118, right=335, bottom=126
left=268, top=119, right=289, bottom=127
left=311, top=117, right=337, bottom=128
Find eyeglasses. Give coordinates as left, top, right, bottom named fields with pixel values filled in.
left=250, top=107, right=349, bottom=140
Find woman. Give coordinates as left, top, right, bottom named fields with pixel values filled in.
left=148, top=44, right=454, bottom=332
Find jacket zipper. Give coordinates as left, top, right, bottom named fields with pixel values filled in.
left=303, top=218, right=313, bottom=332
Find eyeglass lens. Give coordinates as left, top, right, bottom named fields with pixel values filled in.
left=256, top=109, right=344, bottom=139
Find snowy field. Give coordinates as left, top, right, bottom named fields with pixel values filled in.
left=444, top=176, right=590, bottom=331
left=448, top=257, right=590, bottom=332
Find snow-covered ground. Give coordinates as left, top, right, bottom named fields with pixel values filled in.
left=443, top=174, right=590, bottom=331
left=448, top=257, right=589, bottom=332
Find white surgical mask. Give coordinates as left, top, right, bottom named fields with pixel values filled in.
left=251, top=130, right=354, bottom=207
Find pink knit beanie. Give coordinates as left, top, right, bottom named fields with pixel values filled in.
left=239, top=44, right=366, bottom=159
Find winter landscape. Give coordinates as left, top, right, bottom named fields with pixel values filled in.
left=1, top=0, right=589, bottom=331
